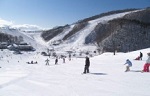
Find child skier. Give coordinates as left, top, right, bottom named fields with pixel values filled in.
left=45, top=58, right=50, bottom=65
left=124, top=59, right=132, bottom=72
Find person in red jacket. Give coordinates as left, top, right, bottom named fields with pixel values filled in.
left=142, top=53, right=150, bottom=72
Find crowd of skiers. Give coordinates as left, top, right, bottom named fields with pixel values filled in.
left=44, top=54, right=91, bottom=74
left=45, top=56, right=67, bottom=66
left=43, top=53, right=91, bottom=74
left=82, top=51, right=150, bottom=73
left=44, top=51, right=150, bottom=73
left=1, top=50, right=150, bottom=73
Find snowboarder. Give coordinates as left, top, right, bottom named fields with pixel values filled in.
left=45, top=58, right=50, bottom=65
left=83, top=56, right=90, bottom=74
left=55, top=57, right=58, bottom=65
left=124, top=59, right=132, bottom=72
left=142, top=53, right=150, bottom=72
left=139, top=52, right=143, bottom=60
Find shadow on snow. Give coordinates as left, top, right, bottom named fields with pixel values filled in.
left=130, top=70, right=142, bottom=72
left=90, top=73, right=107, bottom=75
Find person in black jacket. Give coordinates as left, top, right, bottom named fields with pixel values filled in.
left=140, top=52, right=143, bottom=60
left=55, top=57, right=58, bottom=65
left=83, top=56, right=90, bottom=74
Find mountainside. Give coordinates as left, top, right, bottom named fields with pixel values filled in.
left=41, top=8, right=150, bottom=53
left=91, top=8, right=150, bottom=52
left=0, top=27, right=47, bottom=51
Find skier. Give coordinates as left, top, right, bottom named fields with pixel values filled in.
left=83, top=56, right=90, bottom=74
left=55, top=57, right=58, bottom=65
left=139, top=52, right=143, bottom=60
left=69, top=54, right=71, bottom=61
left=142, top=53, right=150, bottom=72
left=45, top=58, right=50, bottom=65
left=63, top=57, right=65, bottom=63
left=124, top=59, right=132, bottom=72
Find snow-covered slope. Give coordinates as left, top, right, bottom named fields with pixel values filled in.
left=0, top=27, right=47, bottom=51
left=0, top=47, right=150, bottom=96
left=23, top=31, right=48, bottom=47
left=46, top=10, right=141, bottom=52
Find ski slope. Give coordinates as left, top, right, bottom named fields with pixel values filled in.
left=47, top=10, right=141, bottom=52
left=0, top=48, right=150, bottom=96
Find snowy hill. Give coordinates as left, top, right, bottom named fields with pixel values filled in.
left=0, top=26, right=48, bottom=51
left=0, top=47, right=150, bottom=96
left=42, top=10, right=140, bottom=52
left=41, top=8, right=150, bottom=53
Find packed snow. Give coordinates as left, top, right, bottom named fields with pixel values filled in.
left=0, top=48, right=150, bottom=96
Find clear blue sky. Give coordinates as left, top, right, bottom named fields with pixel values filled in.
left=0, top=0, right=150, bottom=29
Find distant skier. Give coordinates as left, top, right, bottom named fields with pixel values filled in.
left=124, top=59, right=132, bottom=72
left=69, top=54, right=71, bottom=61
left=55, top=57, right=58, bottom=65
left=63, top=57, right=65, bottom=63
left=45, top=58, right=50, bottom=65
left=83, top=56, right=90, bottom=74
left=142, top=53, right=150, bottom=72
left=35, top=61, right=38, bottom=64
left=139, top=52, right=143, bottom=60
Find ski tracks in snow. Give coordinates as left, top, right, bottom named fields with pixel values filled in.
left=0, top=70, right=28, bottom=89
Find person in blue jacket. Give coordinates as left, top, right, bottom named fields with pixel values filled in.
left=124, top=59, right=132, bottom=72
